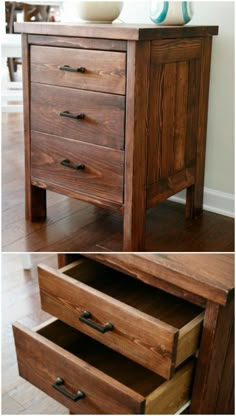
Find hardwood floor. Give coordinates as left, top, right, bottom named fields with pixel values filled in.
left=2, top=112, right=234, bottom=252
left=1, top=253, right=68, bottom=414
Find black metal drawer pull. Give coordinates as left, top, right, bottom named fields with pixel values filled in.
left=60, top=111, right=85, bottom=120
left=79, top=310, right=113, bottom=334
left=52, top=377, right=85, bottom=402
left=60, top=159, right=85, bottom=170
left=59, top=65, right=86, bottom=73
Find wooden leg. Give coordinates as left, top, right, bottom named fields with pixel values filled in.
left=190, top=298, right=234, bottom=414
left=123, top=202, right=146, bottom=252
left=186, top=38, right=213, bottom=221
left=25, top=184, right=46, bottom=222
left=123, top=41, right=150, bottom=251
left=185, top=184, right=204, bottom=219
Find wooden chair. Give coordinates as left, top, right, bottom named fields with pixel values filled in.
left=1, top=1, right=23, bottom=112
left=5, top=2, right=51, bottom=82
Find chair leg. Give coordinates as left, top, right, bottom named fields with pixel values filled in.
left=7, top=58, right=15, bottom=81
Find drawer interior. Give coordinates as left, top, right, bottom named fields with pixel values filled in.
left=37, top=319, right=194, bottom=399
left=62, top=258, right=203, bottom=329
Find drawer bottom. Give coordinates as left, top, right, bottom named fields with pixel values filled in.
left=13, top=318, right=195, bottom=414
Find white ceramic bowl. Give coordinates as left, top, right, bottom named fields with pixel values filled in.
left=75, top=1, right=123, bottom=23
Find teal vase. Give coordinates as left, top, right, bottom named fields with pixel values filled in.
left=149, top=1, right=194, bottom=25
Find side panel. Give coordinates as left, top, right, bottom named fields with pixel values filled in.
left=146, top=38, right=203, bottom=208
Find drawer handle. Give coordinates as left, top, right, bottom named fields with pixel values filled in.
left=60, top=111, right=85, bottom=120
left=52, top=377, right=85, bottom=402
left=59, top=65, right=86, bottom=73
left=79, top=310, right=113, bottom=334
left=60, top=159, right=85, bottom=170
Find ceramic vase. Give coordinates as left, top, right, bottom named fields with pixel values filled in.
left=149, top=1, right=194, bottom=26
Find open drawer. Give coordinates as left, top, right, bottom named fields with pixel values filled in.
left=38, top=257, right=204, bottom=380
left=13, top=318, right=194, bottom=415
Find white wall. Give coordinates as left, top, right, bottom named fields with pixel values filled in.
left=191, top=2, right=234, bottom=195
left=120, top=1, right=234, bottom=215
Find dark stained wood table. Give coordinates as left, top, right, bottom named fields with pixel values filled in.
left=15, top=22, right=218, bottom=251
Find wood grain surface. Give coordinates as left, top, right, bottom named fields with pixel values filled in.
left=151, top=38, right=201, bottom=64
left=31, top=131, right=124, bottom=204
left=146, top=38, right=201, bottom=213
left=22, top=34, right=46, bottom=221
left=31, top=83, right=125, bottom=150
left=13, top=320, right=145, bottom=414
left=191, top=298, right=234, bottom=414
left=123, top=40, right=150, bottom=251
left=31, top=45, right=126, bottom=95
left=2, top=111, right=234, bottom=252
left=2, top=253, right=68, bottom=415
left=38, top=258, right=203, bottom=379
left=85, top=253, right=234, bottom=306
left=186, top=37, right=212, bottom=218
left=38, top=263, right=178, bottom=380
left=15, top=22, right=218, bottom=41
left=13, top=318, right=195, bottom=414
left=28, top=35, right=127, bottom=51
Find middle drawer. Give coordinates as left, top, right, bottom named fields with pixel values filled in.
left=31, top=83, right=125, bottom=150
left=38, top=257, right=204, bottom=380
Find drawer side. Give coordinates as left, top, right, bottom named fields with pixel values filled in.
left=145, top=360, right=195, bottom=414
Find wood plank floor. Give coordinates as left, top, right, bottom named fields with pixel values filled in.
left=2, top=112, right=234, bottom=252
left=1, top=253, right=68, bottom=414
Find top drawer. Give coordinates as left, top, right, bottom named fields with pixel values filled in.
left=38, top=257, right=204, bottom=380
left=30, top=45, right=126, bottom=95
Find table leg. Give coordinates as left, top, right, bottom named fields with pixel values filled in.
left=190, top=298, right=234, bottom=414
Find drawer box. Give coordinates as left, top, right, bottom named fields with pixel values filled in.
left=30, top=45, right=126, bottom=95
left=31, top=83, right=125, bottom=150
left=38, top=258, right=204, bottom=379
left=31, top=132, right=124, bottom=204
left=13, top=318, right=194, bottom=415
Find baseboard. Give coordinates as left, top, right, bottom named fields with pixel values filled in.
left=169, top=187, right=235, bottom=218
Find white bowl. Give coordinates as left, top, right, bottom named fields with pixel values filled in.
left=75, top=1, right=123, bottom=23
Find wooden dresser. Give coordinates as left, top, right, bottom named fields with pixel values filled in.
left=15, top=23, right=218, bottom=251
left=13, top=253, right=234, bottom=414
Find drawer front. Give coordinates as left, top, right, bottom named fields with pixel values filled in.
left=38, top=259, right=203, bottom=380
left=13, top=319, right=195, bottom=415
left=31, top=45, right=126, bottom=95
left=13, top=320, right=144, bottom=414
left=31, top=83, right=125, bottom=150
left=31, top=132, right=124, bottom=204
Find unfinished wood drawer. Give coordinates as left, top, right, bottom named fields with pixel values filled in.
left=30, top=45, right=126, bottom=95
left=31, top=131, right=124, bottom=204
left=31, top=83, right=125, bottom=150
left=13, top=318, right=195, bottom=415
left=38, top=258, right=204, bottom=380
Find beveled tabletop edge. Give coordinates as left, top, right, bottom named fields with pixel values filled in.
left=14, top=22, right=219, bottom=41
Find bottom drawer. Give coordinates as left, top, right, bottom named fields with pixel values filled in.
left=13, top=319, right=194, bottom=415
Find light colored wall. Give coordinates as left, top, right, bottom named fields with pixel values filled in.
left=120, top=1, right=235, bottom=196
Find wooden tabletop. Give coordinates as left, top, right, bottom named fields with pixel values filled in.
left=14, top=22, right=218, bottom=40
left=86, top=253, right=234, bottom=306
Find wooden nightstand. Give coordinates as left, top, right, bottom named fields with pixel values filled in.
left=15, top=23, right=218, bottom=251
left=13, top=253, right=234, bottom=414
